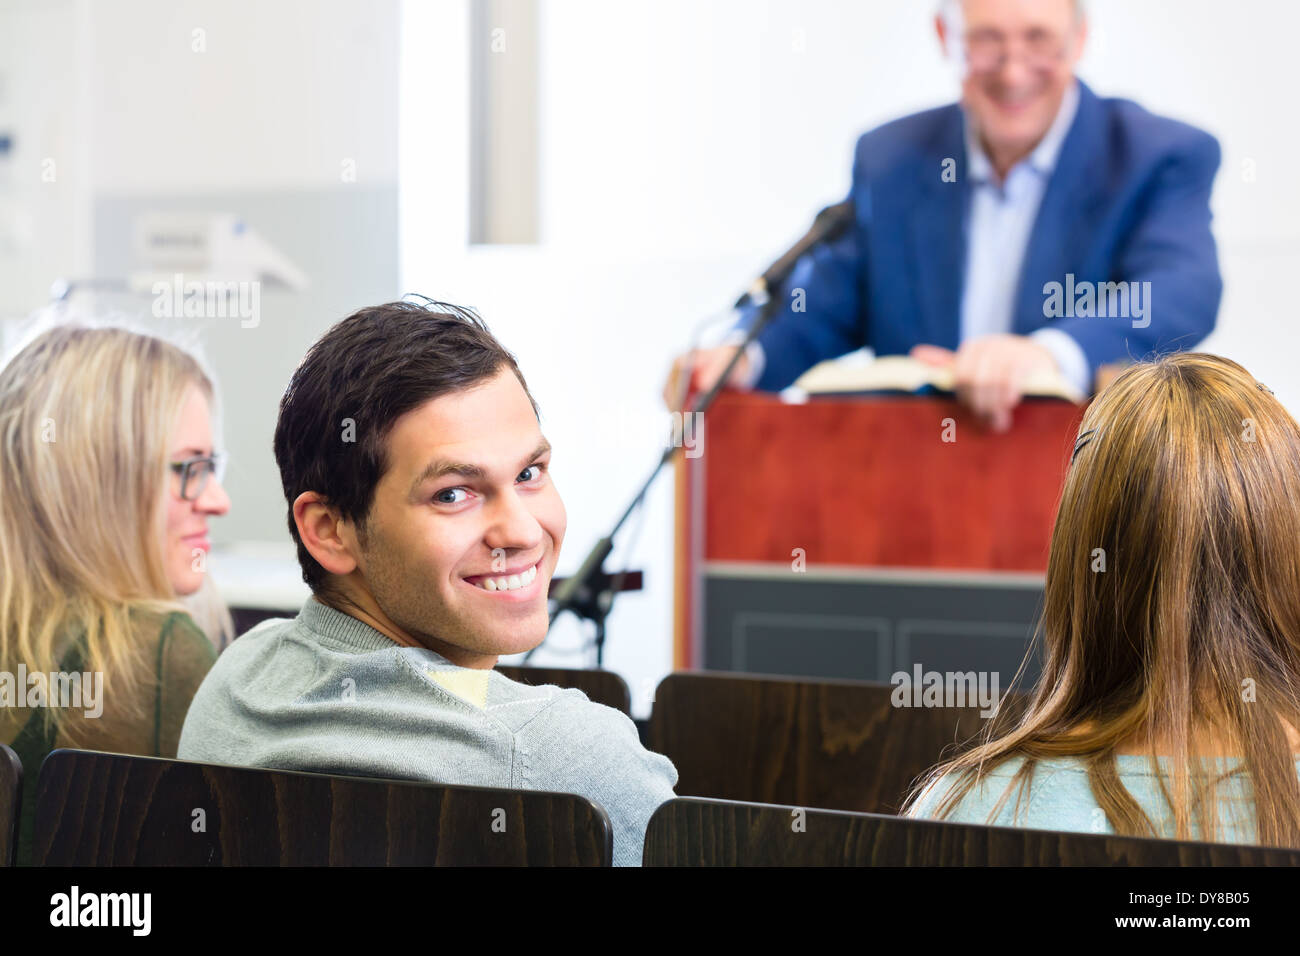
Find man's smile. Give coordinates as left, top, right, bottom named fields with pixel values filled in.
left=462, top=560, right=544, bottom=598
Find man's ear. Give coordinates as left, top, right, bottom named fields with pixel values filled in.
left=293, top=491, right=360, bottom=577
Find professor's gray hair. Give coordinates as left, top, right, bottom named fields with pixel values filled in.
left=938, top=0, right=1086, bottom=25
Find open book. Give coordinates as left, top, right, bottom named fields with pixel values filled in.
left=793, top=354, right=1084, bottom=402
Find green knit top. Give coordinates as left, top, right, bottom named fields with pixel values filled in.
left=4, top=610, right=216, bottom=865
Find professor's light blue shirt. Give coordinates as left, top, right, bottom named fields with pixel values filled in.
left=963, top=80, right=1090, bottom=394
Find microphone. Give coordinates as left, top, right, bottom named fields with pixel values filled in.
left=733, top=199, right=856, bottom=310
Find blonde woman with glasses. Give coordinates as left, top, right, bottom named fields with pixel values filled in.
left=906, top=353, right=1300, bottom=847
left=0, top=325, right=231, bottom=864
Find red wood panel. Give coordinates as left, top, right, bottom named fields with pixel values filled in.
left=692, top=392, right=1085, bottom=573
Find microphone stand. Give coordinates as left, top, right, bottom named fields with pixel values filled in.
left=532, top=200, right=855, bottom=667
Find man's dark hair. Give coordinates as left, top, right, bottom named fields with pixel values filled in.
left=274, top=297, right=538, bottom=593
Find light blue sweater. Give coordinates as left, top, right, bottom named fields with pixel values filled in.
left=909, top=754, right=1300, bottom=844
left=178, top=598, right=678, bottom=866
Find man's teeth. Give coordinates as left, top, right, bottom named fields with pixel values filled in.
left=479, top=564, right=538, bottom=592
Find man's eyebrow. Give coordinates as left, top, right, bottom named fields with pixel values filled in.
left=528, top=438, right=553, bottom=463
left=408, top=438, right=552, bottom=495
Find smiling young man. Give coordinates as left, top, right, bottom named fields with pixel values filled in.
left=178, top=299, right=677, bottom=866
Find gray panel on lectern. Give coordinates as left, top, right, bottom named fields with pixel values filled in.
left=703, top=571, right=1044, bottom=688
left=730, top=613, right=890, bottom=680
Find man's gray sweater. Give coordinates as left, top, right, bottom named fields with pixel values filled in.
left=178, top=597, right=677, bottom=866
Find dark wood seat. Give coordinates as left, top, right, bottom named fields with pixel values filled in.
left=497, top=665, right=632, bottom=715
left=649, top=671, right=1020, bottom=814
left=644, top=797, right=1300, bottom=866
left=0, top=744, right=20, bottom=867
left=32, top=749, right=612, bottom=866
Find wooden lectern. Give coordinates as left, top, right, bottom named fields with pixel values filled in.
left=673, top=392, right=1086, bottom=679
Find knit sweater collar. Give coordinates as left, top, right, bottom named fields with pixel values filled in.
left=297, top=596, right=454, bottom=666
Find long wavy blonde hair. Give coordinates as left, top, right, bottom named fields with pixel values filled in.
left=0, top=324, right=230, bottom=738
left=905, top=352, right=1300, bottom=847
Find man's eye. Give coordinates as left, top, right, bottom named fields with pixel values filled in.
left=434, top=488, right=468, bottom=504
left=518, top=464, right=546, bottom=483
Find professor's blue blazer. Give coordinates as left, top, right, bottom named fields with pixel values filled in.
left=745, top=80, right=1222, bottom=392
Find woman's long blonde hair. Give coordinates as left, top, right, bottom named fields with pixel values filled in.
left=905, top=352, right=1300, bottom=847
left=0, top=324, right=228, bottom=738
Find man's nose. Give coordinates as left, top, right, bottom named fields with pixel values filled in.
left=485, top=489, right=544, bottom=552
left=993, top=54, right=1035, bottom=90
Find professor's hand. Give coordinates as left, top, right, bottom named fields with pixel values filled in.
left=662, top=346, right=754, bottom=411
left=911, top=335, right=1059, bottom=433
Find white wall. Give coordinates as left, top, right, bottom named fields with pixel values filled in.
left=0, top=0, right=94, bottom=317
left=0, top=0, right=399, bottom=315
left=401, top=0, right=1300, bottom=714
left=89, top=0, right=398, bottom=193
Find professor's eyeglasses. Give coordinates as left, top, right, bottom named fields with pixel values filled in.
left=169, top=454, right=225, bottom=502
left=962, top=27, right=1076, bottom=74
